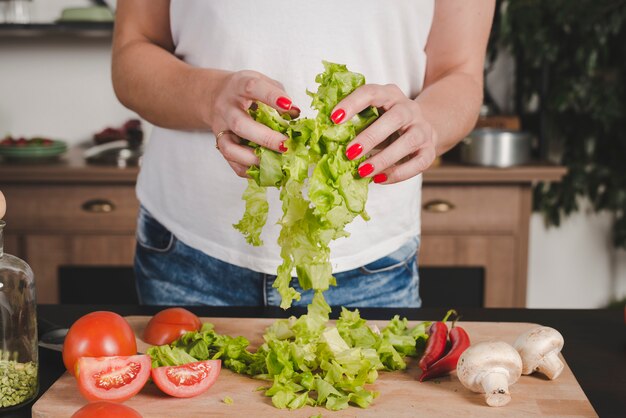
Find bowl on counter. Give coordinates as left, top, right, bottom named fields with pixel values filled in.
left=458, top=128, right=535, bottom=168
left=0, top=137, right=67, bottom=163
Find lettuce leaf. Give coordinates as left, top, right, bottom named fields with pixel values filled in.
left=148, top=296, right=430, bottom=411
left=233, top=179, right=269, bottom=246
left=234, top=61, right=378, bottom=309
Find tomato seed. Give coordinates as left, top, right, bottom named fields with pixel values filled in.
left=93, top=362, right=142, bottom=390
left=166, top=363, right=211, bottom=386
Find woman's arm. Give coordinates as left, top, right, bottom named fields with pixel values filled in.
left=330, top=0, right=495, bottom=184
left=112, top=0, right=221, bottom=130
left=112, top=0, right=299, bottom=176
left=419, top=0, right=495, bottom=155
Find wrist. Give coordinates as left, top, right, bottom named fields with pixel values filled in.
left=412, top=100, right=440, bottom=154
left=193, top=68, right=232, bottom=130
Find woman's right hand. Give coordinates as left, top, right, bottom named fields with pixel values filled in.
left=208, top=70, right=300, bottom=178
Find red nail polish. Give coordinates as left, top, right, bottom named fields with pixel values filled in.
left=291, top=106, right=301, bottom=113
left=331, top=108, right=346, bottom=124
left=276, top=96, right=292, bottom=110
left=345, top=143, right=362, bottom=160
left=373, top=173, right=387, bottom=184
left=358, top=163, right=374, bottom=178
left=279, top=142, right=288, bottom=152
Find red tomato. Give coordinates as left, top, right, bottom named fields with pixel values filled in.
left=151, top=360, right=221, bottom=398
left=63, top=311, right=137, bottom=375
left=71, top=401, right=143, bottom=418
left=76, top=355, right=151, bottom=402
left=143, top=308, right=201, bottom=346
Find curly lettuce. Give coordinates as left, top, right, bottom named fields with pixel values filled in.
left=234, top=61, right=378, bottom=309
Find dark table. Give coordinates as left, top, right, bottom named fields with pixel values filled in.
left=2, top=306, right=625, bottom=418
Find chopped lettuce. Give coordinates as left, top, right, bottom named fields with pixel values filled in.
left=233, top=61, right=378, bottom=309
left=148, top=295, right=430, bottom=411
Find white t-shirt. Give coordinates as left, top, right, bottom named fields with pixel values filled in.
left=137, top=0, right=435, bottom=274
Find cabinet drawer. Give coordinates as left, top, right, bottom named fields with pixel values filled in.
left=421, top=185, right=521, bottom=233
left=1, top=185, right=139, bottom=233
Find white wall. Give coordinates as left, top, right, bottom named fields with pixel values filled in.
left=527, top=204, right=617, bottom=308
left=1, top=2, right=624, bottom=308
left=0, top=0, right=136, bottom=146
left=1, top=38, right=139, bottom=146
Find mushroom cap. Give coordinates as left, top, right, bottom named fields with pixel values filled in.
left=513, top=326, right=564, bottom=374
left=457, top=341, right=523, bottom=393
left=0, top=190, right=5, bottom=219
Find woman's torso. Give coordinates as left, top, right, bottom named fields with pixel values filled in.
left=137, top=0, right=435, bottom=274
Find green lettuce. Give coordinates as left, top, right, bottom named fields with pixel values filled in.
left=233, top=61, right=378, bottom=309
left=148, top=295, right=430, bottom=411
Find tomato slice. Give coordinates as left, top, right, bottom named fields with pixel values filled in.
left=143, top=308, right=202, bottom=346
left=151, top=360, right=221, bottom=398
left=71, top=401, right=143, bottom=418
left=77, top=355, right=151, bottom=402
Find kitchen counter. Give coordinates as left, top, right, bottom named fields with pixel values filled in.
left=3, top=305, right=625, bottom=418
left=0, top=147, right=566, bottom=184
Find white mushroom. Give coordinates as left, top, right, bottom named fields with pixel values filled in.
left=456, top=341, right=522, bottom=407
left=514, top=326, right=564, bottom=380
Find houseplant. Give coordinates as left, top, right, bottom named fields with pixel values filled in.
left=498, top=0, right=626, bottom=248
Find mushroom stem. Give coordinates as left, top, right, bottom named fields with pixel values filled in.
left=536, top=353, right=564, bottom=380
left=481, top=371, right=512, bottom=407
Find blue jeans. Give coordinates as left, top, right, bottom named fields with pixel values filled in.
left=134, top=206, right=421, bottom=308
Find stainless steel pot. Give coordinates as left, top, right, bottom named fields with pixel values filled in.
left=459, top=128, right=534, bottom=168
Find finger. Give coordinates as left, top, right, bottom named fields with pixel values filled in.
left=285, top=106, right=301, bottom=119
left=344, top=105, right=412, bottom=161
left=379, top=147, right=437, bottom=185
left=356, top=126, right=430, bottom=176
left=227, top=160, right=250, bottom=178
left=238, top=75, right=297, bottom=112
left=227, top=109, right=288, bottom=151
left=330, top=83, right=406, bottom=124
left=217, top=133, right=259, bottom=167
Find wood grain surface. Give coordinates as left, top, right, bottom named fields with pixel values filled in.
left=33, top=317, right=597, bottom=418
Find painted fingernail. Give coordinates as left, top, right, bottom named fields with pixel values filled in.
left=373, top=173, right=387, bottom=184
left=331, top=108, right=346, bottom=124
left=279, top=142, right=288, bottom=152
left=358, top=163, right=374, bottom=178
left=345, top=143, right=363, bottom=160
left=291, top=105, right=301, bottom=113
left=276, top=96, right=292, bottom=110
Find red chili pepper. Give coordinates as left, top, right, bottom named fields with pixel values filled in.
left=418, top=309, right=455, bottom=371
left=419, top=325, right=470, bottom=381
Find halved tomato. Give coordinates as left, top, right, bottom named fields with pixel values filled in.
left=71, top=401, right=143, bottom=418
left=143, top=308, right=202, bottom=346
left=63, top=311, right=138, bottom=376
left=76, top=355, right=151, bottom=402
left=151, top=360, right=221, bottom=398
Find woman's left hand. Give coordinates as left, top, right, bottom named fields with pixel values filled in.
left=331, top=84, right=438, bottom=185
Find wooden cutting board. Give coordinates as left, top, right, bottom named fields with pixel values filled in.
left=33, top=317, right=597, bottom=418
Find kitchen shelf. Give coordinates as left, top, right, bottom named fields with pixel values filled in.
left=0, top=22, right=113, bottom=38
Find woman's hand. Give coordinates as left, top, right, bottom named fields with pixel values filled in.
left=209, top=70, right=300, bottom=177
left=331, top=84, right=438, bottom=185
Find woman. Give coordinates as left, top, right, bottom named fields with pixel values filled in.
left=112, top=0, right=495, bottom=307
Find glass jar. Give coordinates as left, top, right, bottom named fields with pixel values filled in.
left=0, top=220, right=38, bottom=409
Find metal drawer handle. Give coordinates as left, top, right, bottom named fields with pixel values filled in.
left=82, top=199, right=115, bottom=213
left=423, top=199, right=455, bottom=213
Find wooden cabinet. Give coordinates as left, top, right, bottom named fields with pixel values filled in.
left=0, top=150, right=565, bottom=306
left=419, top=185, right=530, bottom=307
left=418, top=164, right=567, bottom=307
left=0, top=151, right=140, bottom=303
